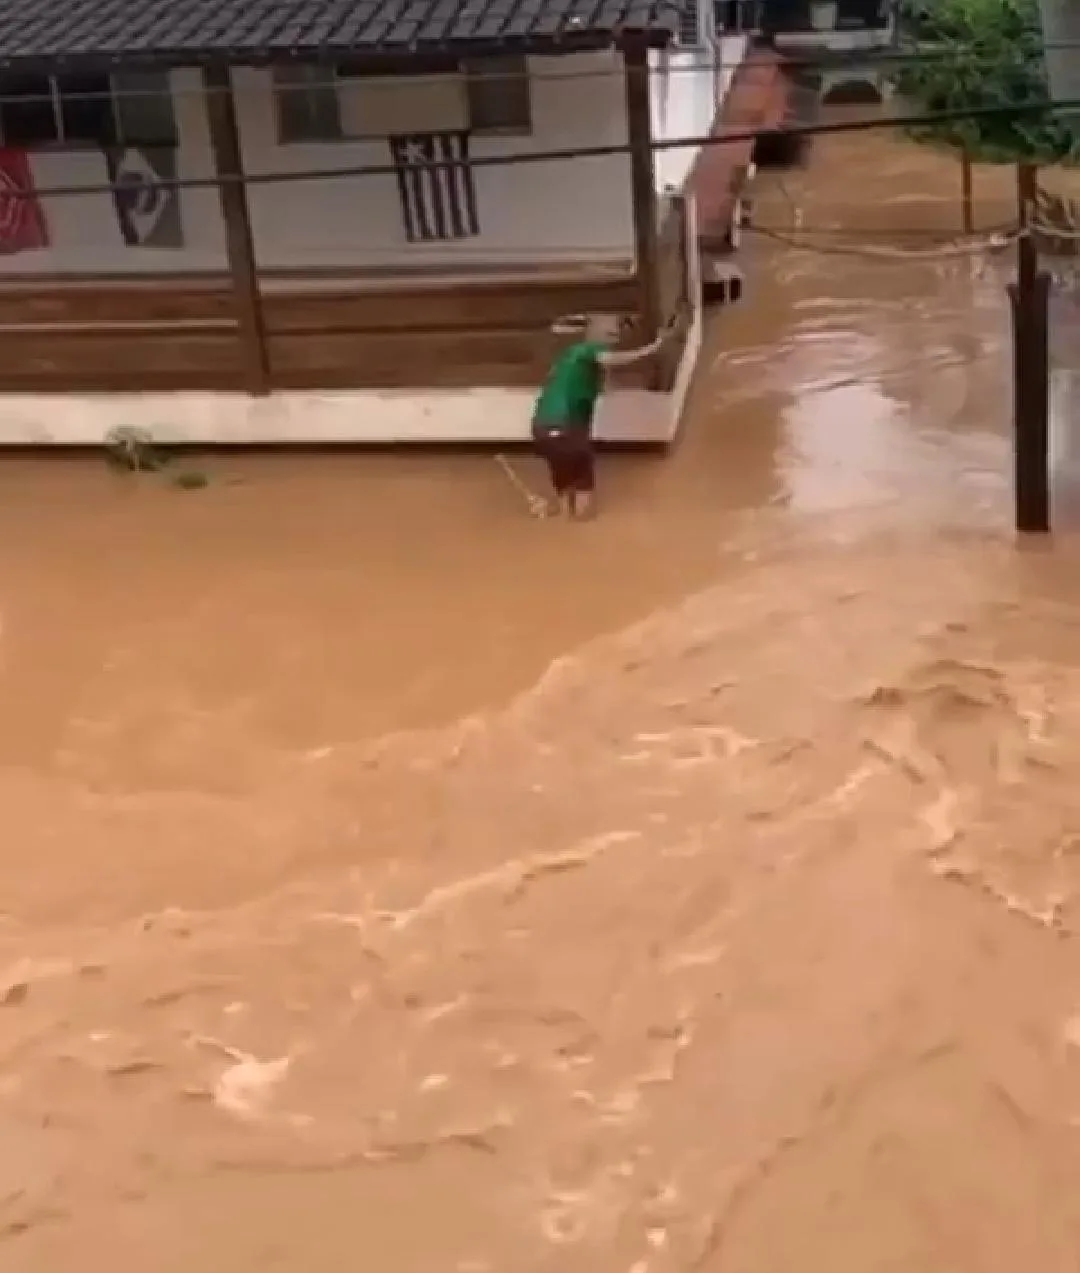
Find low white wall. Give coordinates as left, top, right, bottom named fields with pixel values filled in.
left=667, top=196, right=704, bottom=427
left=0, top=386, right=675, bottom=446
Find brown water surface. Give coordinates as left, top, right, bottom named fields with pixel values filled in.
left=4, top=125, right=1080, bottom=1270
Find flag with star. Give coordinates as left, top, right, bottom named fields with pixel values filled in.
left=389, top=131, right=479, bottom=243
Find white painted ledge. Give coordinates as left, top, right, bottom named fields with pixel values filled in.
left=0, top=383, right=678, bottom=447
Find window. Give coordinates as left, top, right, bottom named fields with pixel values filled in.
left=272, top=63, right=342, bottom=142
left=272, top=56, right=531, bottom=142
left=113, top=70, right=179, bottom=145
left=58, top=72, right=114, bottom=143
left=463, top=57, right=531, bottom=134
left=0, top=69, right=176, bottom=148
left=716, top=0, right=763, bottom=32
left=0, top=74, right=62, bottom=146
left=676, top=0, right=702, bottom=44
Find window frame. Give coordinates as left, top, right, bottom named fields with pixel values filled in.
left=675, top=0, right=704, bottom=46
left=271, top=62, right=344, bottom=144
left=271, top=55, right=533, bottom=145
left=0, top=69, right=177, bottom=150
left=461, top=56, right=533, bottom=136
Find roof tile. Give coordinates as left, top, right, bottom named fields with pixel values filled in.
left=0, top=0, right=676, bottom=68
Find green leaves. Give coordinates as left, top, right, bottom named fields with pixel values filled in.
left=102, top=425, right=211, bottom=491
left=897, top=0, right=1078, bottom=162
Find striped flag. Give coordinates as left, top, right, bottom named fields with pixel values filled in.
left=389, top=131, right=479, bottom=243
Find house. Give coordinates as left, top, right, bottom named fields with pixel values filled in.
left=0, top=0, right=749, bottom=446
left=755, top=0, right=897, bottom=105
left=708, top=0, right=896, bottom=110
left=754, top=0, right=894, bottom=52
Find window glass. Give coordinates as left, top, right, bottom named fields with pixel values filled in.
left=0, top=74, right=58, bottom=146
left=113, top=69, right=177, bottom=146
left=463, top=57, right=531, bottom=133
left=273, top=64, right=342, bottom=142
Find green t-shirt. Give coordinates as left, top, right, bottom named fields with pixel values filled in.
left=532, top=341, right=605, bottom=433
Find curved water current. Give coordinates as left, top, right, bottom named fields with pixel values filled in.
left=3, top=125, right=1080, bottom=1270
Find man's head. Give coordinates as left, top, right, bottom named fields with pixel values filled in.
left=551, top=312, right=629, bottom=345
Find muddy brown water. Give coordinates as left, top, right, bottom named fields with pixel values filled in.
left=5, top=124, right=1080, bottom=1270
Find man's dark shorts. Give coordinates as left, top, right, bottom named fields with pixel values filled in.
left=532, top=419, right=596, bottom=495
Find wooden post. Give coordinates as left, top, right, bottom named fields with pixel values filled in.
left=622, top=31, right=662, bottom=389
left=1009, top=161, right=1051, bottom=534
left=203, top=64, right=270, bottom=396
left=1016, top=161, right=1039, bottom=296
left=959, top=150, right=973, bottom=234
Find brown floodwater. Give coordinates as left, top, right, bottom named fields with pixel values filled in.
left=5, top=123, right=1080, bottom=1271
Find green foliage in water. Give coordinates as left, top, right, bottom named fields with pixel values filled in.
left=897, top=0, right=1079, bottom=162
left=103, top=424, right=170, bottom=473
left=102, top=426, right=211, bottom=490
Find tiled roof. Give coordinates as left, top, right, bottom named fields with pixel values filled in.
left=0, top=0, right=679, bottom=70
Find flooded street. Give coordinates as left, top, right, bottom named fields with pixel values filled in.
left=7, top=124, right=1080, bottom=1269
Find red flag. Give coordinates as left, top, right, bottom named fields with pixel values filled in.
left=0, top=150, right=47, bottom=254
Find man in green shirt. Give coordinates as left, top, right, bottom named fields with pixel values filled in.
left=531, top=314, right=676, bottom=519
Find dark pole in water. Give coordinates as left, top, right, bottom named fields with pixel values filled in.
left=960, top=151, right=974, bottom=234
left=1008, top=162, right=1051, bottom=534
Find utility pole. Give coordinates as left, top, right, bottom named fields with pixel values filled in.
left=1008, top=161, right=1052, bottom=533
left=959, top=150, right=974, bottom=235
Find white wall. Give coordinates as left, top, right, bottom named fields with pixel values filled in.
left=650, top=35, right=748, bottom=195
left=239, top=51, right=634, bottom=271
left=0, top=52, right=634, bottom=277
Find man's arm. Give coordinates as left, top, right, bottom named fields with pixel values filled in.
left=596, top=334, right=663, bottom=370
left=596, top=314, right=682, bottom=369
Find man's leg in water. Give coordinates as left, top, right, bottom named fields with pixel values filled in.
left=536, top=433, right=572, bottom=516
left=568, top=439, right=597, bottom=520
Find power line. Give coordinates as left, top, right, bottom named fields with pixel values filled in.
left=10, top=93, right=1080, bottom=204
left=206, top=223, right=1016, bottom=259
left=28, top=219, right=1001, bottom=258
left=7, top=39, right=1080, bottom=102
